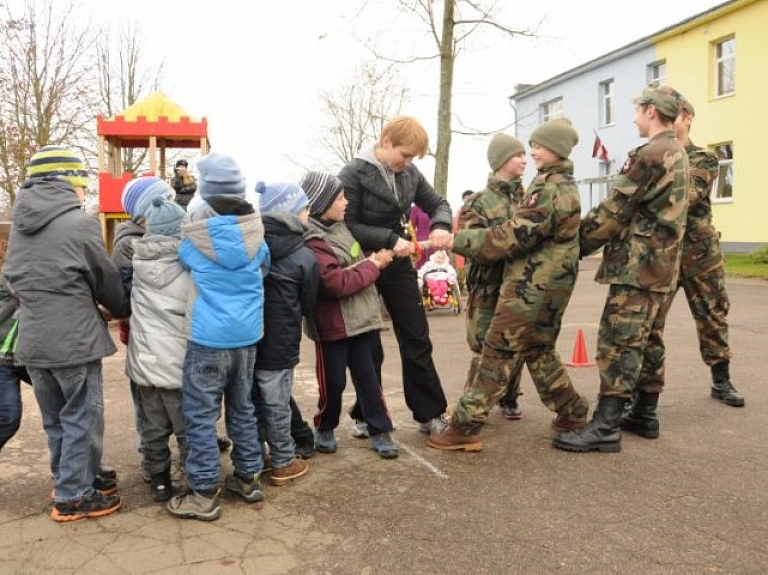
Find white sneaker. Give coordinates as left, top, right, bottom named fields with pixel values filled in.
left=350, top=420, right=369, bottom=438
left=417, top=414, right=449, bottom=435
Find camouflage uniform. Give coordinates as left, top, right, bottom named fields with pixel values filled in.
left=638, top=141, right=730, bottom=393
left=459, top=175, right=523, bottom=390
left=579, top=129, right=689, bottom=397
left=451, top=159, right=589, bottom=432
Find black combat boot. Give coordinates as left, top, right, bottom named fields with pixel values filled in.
left=619, top=391, right=660, bottom=439
left=150, top=468, right=172, bottom=503
left=710, top=362, right=745, bottom=407
left=552, top=395, right=627, bottom=453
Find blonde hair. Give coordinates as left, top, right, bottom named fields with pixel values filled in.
left=380, top=116, right=429, bottom=158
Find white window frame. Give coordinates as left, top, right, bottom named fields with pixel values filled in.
left=711, top=142, right=734, bottom=202
left=714, top=37, right=735, bottom=97
left=647, top=60, right=667, bottom=85
left=600, top=80, right=615, bottom=126
left=541, top=98, right=564, bottom=123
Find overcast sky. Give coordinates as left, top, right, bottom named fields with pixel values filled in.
left=67, top=1, right=725, bottom=208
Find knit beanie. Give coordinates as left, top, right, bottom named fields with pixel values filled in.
left=145, top=197, right=186, bottom=238
left=198, top=153, right=245, bottom=199
left=299, top=171, right=344, bottom=219
left=255, top=181, right=309, bottom=215
left=487, top=133, right=525, bottom=172
left=175, top=159, right=188, bottom=168
left=529, top=118, right=579, bottom=159
left=27, top=145, right=90, bottom=188
left=121, top=176, right=175, bottom=223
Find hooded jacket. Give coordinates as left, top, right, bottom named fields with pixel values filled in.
left=126, top=235, right=191, bottom=389
left=256, top=213, right=319, bottom=370
left=4, top=178, right=129, bottom=368
left=179, top=196, right=270, bottom=349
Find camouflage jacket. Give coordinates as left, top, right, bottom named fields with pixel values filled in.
left=680, top=140, right=723, bottom=277
left=580, top=130, right=689, bottom=293
left=453, top=159, right=580, bottom=293
left=459, top=175, right=523, bottom=289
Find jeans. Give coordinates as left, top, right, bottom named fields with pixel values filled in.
left=253, top=368, right=295, bottom=468
left=139, top=386, right=187, bottom=475
left=28, top=361, right=104, bottom=502
left=0, top=364, right=24, bottom=452
left=182, top=342, right=262, bottom=492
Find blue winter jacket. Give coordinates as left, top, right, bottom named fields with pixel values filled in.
left=179, top=197, right=270, bottom=349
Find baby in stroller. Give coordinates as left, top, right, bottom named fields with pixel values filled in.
left=418, top=250, right=461, bottom=313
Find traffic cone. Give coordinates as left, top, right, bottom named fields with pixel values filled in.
left=567, top=328, right=595, bottom=367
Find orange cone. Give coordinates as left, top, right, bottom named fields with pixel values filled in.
left=567, top=328, right=595, bottom=367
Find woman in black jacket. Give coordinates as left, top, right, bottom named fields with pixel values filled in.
left=338, top=116, right=453, bottom=434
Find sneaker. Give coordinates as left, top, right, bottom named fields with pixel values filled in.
left=551, top=414, right=587, bottom=433
left=427, top=425, right=483, bottom=452
left=51, top=490, right=121, bottom=522
left=370, top=432, right=399, bottom=459
left=167, top=489, right=222, bottom=521
left=294, top=441, right=316, bottom=460
left=150, top=469, right=172, bottom=503
left=271, top=458, right=309, bottom=486
left=500, top=401, right=523, bottom=421
left=224, top=473, right=264, bottom=503
left=417, top=414, right=449, bottom=435
left=51, top=475, right=118, bottom=499
left=350, top=420, right=369, bottom=439
left=217, top=436, right=233, bottom=452
left=314, top=429, right=337, bottom=454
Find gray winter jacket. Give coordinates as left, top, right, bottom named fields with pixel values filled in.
left=4, top=178, right=129, bottom=368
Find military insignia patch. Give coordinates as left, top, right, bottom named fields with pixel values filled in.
left=620, top=157, right=635, bottom=175
left=526, top=193, right=540, bottom=207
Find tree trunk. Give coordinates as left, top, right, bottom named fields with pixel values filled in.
left=433, top=0, right=455, bottom=199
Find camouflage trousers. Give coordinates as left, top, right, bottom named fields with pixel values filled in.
left=596, top=284, right=664, bottom=397
left=464, top=285, right=522, bottom=399
left=453, top=287, right=587, bottom=432
left=637, top=266, right=731, bottom=393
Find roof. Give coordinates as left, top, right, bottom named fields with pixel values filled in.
left=113, top=91, right=195, bottom=122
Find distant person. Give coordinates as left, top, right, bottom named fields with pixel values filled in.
left=171, top=159, right=197, bottom=210
left=460, top=133, right=528, bottom=422
left=300, top=171, right=399, bottom=459
left=622, top=97, right=743, bottom=440
left=553, top=85, right=689, bottom=454
left=252, top=181, right=318, bottom=485
left=5, top=145, right=129, bottom=521
left=166, top=153, right=270, bottom=521
left=338, top=115, right=452, bottom=436
left=127, top=198, right=190, bottom=503
left=430, top=119, right=589, bottom=451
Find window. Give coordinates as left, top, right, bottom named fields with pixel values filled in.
left=600, top=80, right=614, bottom=126
left=712, top=142, right=733, bottom=200
left=648, top=60, right=667, bottom=85
left=541, top=98, right=563, bottom=122
left=714, top=37, right=735, bottom=96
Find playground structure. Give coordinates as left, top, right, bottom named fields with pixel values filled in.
left=96, top=92, right=209, bottom=248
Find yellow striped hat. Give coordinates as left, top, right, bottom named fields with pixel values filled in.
left=26, top=145, right=90, bottom=188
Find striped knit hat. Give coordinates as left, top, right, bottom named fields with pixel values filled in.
left=26, top=145, right=90, bottom=188
left=121, top=176, right=175, bottom=223
left=299, top=171, right=344, bottom=219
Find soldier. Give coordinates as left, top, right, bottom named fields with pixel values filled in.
left=621, top=98, right=743, bottom=439
left=459, top=133, right=528, bottom=420
left=429, top=118, right=589, bottom=451
left=553, top=84, right=689, bottom=454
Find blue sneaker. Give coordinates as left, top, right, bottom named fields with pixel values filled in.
left=314, top=429, right=337, bottom=454
left=370, top=432, right=399, bottom=459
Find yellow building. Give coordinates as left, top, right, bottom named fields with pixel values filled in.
left=654, top=0, right=768, bottom=251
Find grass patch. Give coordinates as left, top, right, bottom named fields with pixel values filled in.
left=724, top=253, right=768, bottom=280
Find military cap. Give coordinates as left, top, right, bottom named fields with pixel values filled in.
left=681, top=99, right=695, bottom=116
left=633, top=84, right=685, bottom=118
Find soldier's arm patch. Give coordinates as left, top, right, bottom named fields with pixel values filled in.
left=525, top=192, right=540, bottom=208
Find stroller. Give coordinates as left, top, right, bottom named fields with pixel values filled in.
left=418, top=250, right=462, bottom=315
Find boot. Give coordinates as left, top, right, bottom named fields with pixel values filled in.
left=150, top=468, right=172, bottom=503
left=620, top=391, right=659, bottom=439
left=552, top=395, right=627, bottom=453
left=427, top=425, right=483, bottom=452
left=710, top=362, right=745, bottom=407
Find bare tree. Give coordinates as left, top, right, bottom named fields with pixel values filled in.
left=0, top=0, right=95, bottom=207
left=94, top=22, right=164, bottom=175
left=366, top=0, right=535, bottom=197
left=318, top=62, right=410, bottom=169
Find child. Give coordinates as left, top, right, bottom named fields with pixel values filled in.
left=299, top=171, right=399, bottom=459
left=252, top=181, right=319, bottom=485
left=430, top=118, right=589, bottom=451
left=126, top=198, right=190, bottom=502
left=166, top=153, right=270, bottom=521
left=417, top=249, right=458, bottom=291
